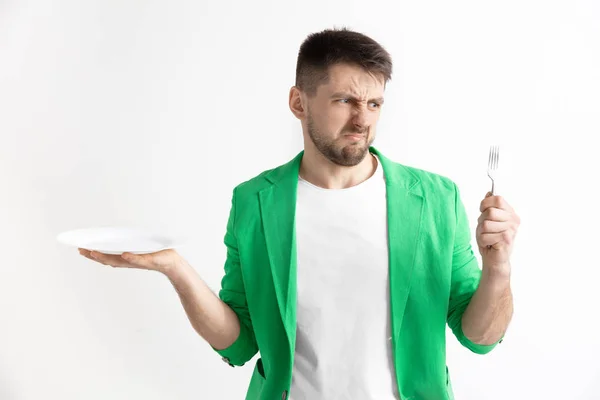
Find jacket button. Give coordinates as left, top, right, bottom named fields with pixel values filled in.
left=282, top=390, right=287, bottom=399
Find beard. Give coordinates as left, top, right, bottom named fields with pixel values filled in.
left=306, top=110, right=374, bottom=167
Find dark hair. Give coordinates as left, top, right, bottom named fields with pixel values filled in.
left=295, top=27, right=393, bottom=97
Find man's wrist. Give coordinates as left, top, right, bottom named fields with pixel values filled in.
left=483, top=260, right=511, bottom=276
left=481, top=262, right=511, bottom=290
left=162, top=256, right=190, bottom=281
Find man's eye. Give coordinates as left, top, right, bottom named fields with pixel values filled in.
left=339, top=99, right=349, bottom=103
left=370, top=102, right=381, bottom=108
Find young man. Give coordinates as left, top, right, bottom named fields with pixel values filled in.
left=81, top=28, right=519, bottom=400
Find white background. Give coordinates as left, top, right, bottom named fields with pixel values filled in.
left=1, top=0, right=599, bottom=399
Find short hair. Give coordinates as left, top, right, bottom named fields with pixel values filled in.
left=295, top=27, right=393, bottom=97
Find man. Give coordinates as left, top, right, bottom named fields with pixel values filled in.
left=80, top=28, right=520, bottom=400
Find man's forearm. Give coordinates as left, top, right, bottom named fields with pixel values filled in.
left=461, top=263, right=514, bottom=345
left=163, top=259, right=240, bottom=350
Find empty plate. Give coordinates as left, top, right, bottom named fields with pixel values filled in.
left=56, top=226, right=189, bottom=255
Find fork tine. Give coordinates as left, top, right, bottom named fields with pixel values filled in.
left=490, top=145, right=499, bottom=170
left=494, top=145, right=499, bottom=170
left=496, top=145, right=500, bottom=169
left=488, top=145, right=494, bottom=169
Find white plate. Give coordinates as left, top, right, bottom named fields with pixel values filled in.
left=56, top=226, right=189, bottom=255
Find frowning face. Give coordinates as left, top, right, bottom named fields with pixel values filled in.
left=300, top=63, right=385, bottom=166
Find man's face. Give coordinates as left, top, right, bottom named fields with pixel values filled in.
left=302, top=63, right=385, bottom=166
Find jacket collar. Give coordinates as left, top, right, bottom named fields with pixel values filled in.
left=263, top=146, right=421, bottom=191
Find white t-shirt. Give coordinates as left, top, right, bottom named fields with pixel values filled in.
left=290, top=153, right=399, bottom=400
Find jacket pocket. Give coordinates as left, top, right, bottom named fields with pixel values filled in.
left=245, top=358, right=266, bottom=400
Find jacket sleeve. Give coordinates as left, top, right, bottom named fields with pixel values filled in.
left=446, top=183, right=503, bottom=355
left=211, top=187, right=259, bottom=366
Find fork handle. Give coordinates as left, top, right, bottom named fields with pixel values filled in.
left=487, top=182, right=495, bottom=249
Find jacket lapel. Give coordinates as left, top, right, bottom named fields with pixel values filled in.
left=370, top=147, right=424, bottom=342
left=258, top=147, right=424, bottom=357
left=258, top=152, right=303, bottom=351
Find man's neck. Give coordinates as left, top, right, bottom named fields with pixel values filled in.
left=299, top=149, right=377, bottom=190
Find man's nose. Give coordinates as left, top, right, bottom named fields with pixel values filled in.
left=352, top=106, right=370, bottom=130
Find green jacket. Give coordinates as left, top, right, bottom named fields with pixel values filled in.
left=212, top=147, right=502, bottom=400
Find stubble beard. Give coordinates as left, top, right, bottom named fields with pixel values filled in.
left=306, top=111, right=373, bottom=167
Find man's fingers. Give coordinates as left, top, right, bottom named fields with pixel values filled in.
left=78, top=248, right=171, bottom=272
left=78, top=248, right=98, bottom=261
left=478, top=231, right=515, bottom=248
left=89, top=251, right=125, bottom=267
left=79, top=248, right=98, bottom=258
left=121, top=252, right=152, bottom=269
left=478, top=232, right=504, bottom=247
left=79, top=249, right=129, bottom=268
left=477, top=220, right=510, bottom=234
left=480, top=195, right=514, bottom=213
left=477, top=208, right=511, bottom=224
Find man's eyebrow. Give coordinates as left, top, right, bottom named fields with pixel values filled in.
left=330, top=92, right=385, bottom=104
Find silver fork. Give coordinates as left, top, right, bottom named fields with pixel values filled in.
left=487, top=145, right=499, bottom=196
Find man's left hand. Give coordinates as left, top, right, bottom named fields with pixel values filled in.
left=476, top=192, right=521, bottom=274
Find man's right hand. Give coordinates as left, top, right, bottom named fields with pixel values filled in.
left=78, top=248, right=182, bottom=275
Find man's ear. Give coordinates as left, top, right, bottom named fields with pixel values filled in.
left=289, top=86, right=306, bottom=120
